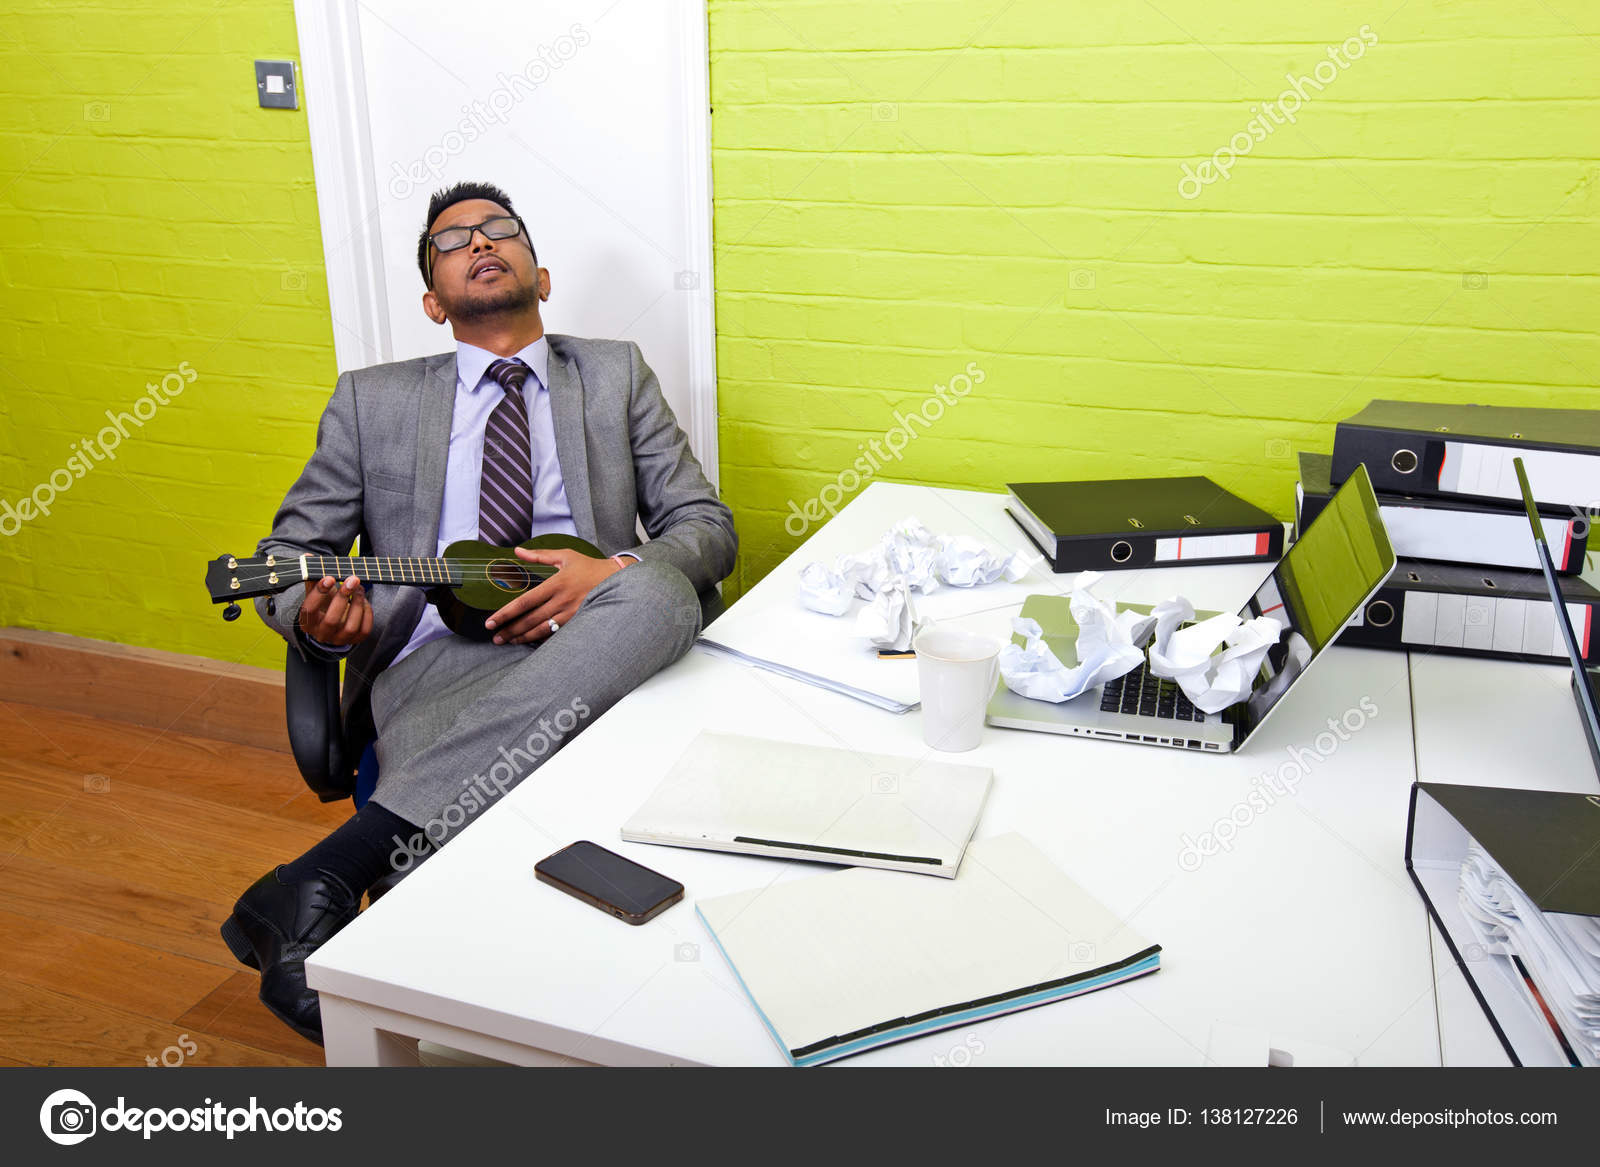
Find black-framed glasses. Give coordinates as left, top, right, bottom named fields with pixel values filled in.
left=426, top=215, right=534, bottom=281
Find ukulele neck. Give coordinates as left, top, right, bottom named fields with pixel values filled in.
left=298, top=552, right=558, bottom=589
left=302, top=554, right=465, bottom=587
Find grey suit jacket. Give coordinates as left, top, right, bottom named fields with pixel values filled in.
left=254, top=333, right=736, bottom=728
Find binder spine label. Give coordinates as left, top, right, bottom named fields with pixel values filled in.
left=1154, top=531, right=1270, bottom=562
left=1438, top=441, right=1600, bottom=509
left=1379, top=506, right=1580, bottom=573
left=1398, top=592, right=1592, bottom=659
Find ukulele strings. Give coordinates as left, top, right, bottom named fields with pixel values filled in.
left=224, top=560, right=559, bottom=587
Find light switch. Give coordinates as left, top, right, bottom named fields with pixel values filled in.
left=255, top=59, right=297, bottom=110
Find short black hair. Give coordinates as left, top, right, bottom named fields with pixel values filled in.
left=416, top=180, right=533, bottom=288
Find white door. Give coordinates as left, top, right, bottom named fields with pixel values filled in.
left=294, top=0, right=718, bottom=480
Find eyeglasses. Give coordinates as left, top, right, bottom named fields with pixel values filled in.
left=425, top=215, right=534, bottom=282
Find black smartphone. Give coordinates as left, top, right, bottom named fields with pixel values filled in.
left=534, top=840, right=684, bottom=925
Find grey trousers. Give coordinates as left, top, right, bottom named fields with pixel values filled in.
left=366, top=558, right=702, bottom=844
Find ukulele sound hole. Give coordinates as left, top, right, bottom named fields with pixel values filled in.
left=485, top=559, right=531, bottom=592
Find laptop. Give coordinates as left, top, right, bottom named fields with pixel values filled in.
left=986, top=464, right=1396, bottom=752
left=1514, top=458, right=1600, bottom=778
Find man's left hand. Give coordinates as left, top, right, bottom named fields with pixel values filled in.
left=483, top=548, right=626, bottom=645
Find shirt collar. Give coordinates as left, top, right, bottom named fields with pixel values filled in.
left=456, top=335, right=549, bottom=395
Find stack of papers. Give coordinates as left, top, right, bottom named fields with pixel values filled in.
left=698, top=568, right=1044, bottom=714
left=697, top=833, right=1161, bottom=1066
left=1458, top=842, right=1600, bottom=1066
left=693, top=636, right=919, bottom=713
left=698, top=503, right=1048, bottom=712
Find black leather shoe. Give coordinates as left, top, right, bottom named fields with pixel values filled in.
left=220, top=867, right=359, bottom=1045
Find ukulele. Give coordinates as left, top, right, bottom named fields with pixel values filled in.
left=205, top=533, right=605, bottom=642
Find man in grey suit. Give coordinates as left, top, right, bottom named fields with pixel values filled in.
left=220, top=181, right=736, bottom=1044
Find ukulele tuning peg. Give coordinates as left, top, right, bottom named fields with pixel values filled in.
left=222, top=602, right=242, bottom=622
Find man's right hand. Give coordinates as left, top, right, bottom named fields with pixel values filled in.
left=298, top=575, right=372, bottom=648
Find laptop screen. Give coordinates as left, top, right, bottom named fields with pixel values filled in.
left=1234, top=465, right=1395, bottom=741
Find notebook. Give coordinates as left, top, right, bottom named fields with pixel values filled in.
left=696, top=833, right=1162, bottom=1066
left=621, top=732, right=992, bottom=877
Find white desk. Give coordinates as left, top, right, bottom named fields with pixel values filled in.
left=308, top=483, right=1442, bottom=1066
left=1408, top=652, right=1600, bottom=1066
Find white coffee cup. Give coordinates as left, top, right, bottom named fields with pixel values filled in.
left=914, top=625, right=1001, bottom=752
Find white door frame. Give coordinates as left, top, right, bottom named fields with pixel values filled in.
left=291, top=0, right=720, bottom=484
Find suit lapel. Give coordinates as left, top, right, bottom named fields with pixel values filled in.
left=411, top=352, right=455, bottom=556
left=546, top=340, right=597, bottom=542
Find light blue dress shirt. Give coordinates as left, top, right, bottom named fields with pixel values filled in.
left=391, top=336, right=577, bottom=664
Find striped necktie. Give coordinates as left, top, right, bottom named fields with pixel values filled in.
left=478, top=358, right=536, bottom=547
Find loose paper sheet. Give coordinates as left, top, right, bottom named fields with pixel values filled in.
left=997, top=572, right=1285, bottom=713
left=998, top=571, right=1155, bottom=702
left=797, top=517, right=1030, bottom=650
left=1458, top=842, right=1600, bottom=1065
left=1146, top=598, right=1285, bottom=714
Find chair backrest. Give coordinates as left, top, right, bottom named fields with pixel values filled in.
left=284, top=645, right=355, bottom=802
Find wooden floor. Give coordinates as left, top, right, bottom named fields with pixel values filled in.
left=0, top=697, right=353, bottom=1066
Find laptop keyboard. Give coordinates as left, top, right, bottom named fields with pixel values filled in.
left=1100, top=662, right=1206, bottom=722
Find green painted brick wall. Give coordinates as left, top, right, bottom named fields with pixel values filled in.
left=0, top=1, right=336, bottom=669
left=4, top=2, right=1597, bottom=667
left=708, top=0, right=1600, bottom=596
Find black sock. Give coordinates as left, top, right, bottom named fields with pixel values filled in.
left=280, top=801, right=423, bottom=894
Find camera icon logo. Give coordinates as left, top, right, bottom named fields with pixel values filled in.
left=674, top=270, right=700, bottom=291
left=40, top=1088, right=97, bottom=1145
left=1264, top=438, right=1291, bottom=460
left=871, top=772, right=899, bottom=794
left=281, top=270, right=307, bottom=291
left=872, top=103, right=898, bottom=122
left=1068, top=269, right=1096, bottom=291
left=1461, top=272, right=1488, bottom=290
left=1068, top=940, right=1096, bottom=963
left=83, top=774, right=110, bottom=794
left=483, top=433, right=521, bottom=460
left=1462, top=942, right=1486, bottom=962
left=83, top=102, right=110, bottom=122
left=674, top=942, right=700, bottom=962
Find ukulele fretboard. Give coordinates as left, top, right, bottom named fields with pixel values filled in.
left=306, top=556, right=462, bottom=585
left=302, top=555, right=552, bottom=586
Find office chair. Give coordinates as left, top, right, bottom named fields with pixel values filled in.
left=282, top=585, right=725, bottom=895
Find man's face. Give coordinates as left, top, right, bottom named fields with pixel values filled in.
left=422, top=198, right=545, bottom=324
